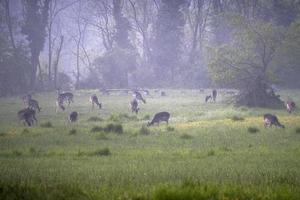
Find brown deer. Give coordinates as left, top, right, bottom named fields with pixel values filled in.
left=133, top=91, right=146, bottom=103
left=205, top=95, right=212, bottom=103
left=263, top=114, right=285, bottom=128
left=69, top=111, right=78, bottom=123
left=57, top=89, right=74, bottom=106
left=286, top=101, right=296, bottom=113
left=212, top=89, right=217, bottom=102
left=90, top=94, right=102, bottom=109
left=23, top=94, right=41, bottom=112
left=147, top=112, right=170, bottom=126
left=18, top=108, right=37, bottom=126
left=130, top=98, right=139, bottom=114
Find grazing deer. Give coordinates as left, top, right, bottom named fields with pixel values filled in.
left=205, top=95, right=212, bottom=103
left=56, top=96, right=65, bottom=112
left=286, top=101, right=296, bottom=113
left=23, top=95, right=41, bottom=112
left=147, top=112, right=170, bottom=126
left=133, top=91, right=146, bottom=103
left=212, top=89, right=217, bottom=102
left=90, top=94, right=102, bottom=109
left=263, top=114, right=285, bottom=128
left=130, top=98, right=139, bottom=114
left=57, top=89, right=74, bottom=106
left=18, top=108, right=37, bottom=126
left=69, top=111, right=78, bottom=123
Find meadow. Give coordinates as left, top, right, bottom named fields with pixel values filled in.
left=0, top=89, right=300, bottom=200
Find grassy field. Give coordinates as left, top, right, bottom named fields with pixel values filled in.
left=0, top=89, right=300, bottom=199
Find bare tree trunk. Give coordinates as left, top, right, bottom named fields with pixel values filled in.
left=53, top=36, right=64, bottom=88
left=4, top=0, right=16, bottom=50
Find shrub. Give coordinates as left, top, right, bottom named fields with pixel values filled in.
left=91, top=147, right=111, bottom=156
left=95, top=132, right=109, bottom=140
left=139, top=126, right=151, bottom=135
left=207, top=150, right=215, bottom=156
left=29, top=147, right=37, bottom=154
left=21, top=129, right=29, bottom=134
left=231, top=115, right=244, bottom=121
left=248, top=127, right=259, bottom=133
left=90, top=126, right=103, bottom=133
left=108, top=114, right=120, bottom=122
left=12, top=150, right=22, bottom=156
left=142, top=114, right=150, bottom=120
left=0, top=132, right=6, bottom=137
left=87, top=116, right=103, bottom=122
left=295, top=127, right=300, bottom=134
left=166, top=126, right=175, bottom=132
left=180, top=133, right=192, bottom=139
left=40, top=121, right=53, bottom=128
left=104, top=123, right=123, bottom=134
left=69, top=129, right=77, bottom=135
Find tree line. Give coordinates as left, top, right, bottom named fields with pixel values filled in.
left=0, top=0, right=300, bottom=101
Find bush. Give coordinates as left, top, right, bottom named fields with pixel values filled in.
left=22, top=129, right=29, bottom=134
left=231, top=115, right=244, bottom=121
left=87, top=116, right=103, bottom=122
left=142, top=114, right=150, bottom=120
left=90, top=126, right=103, bottom=133
left=29, top=147, right=37, bottom=155
left=40, top=121, right=53, bottom=128
left=207, top=150, right=215, bottom=156
left=108, top=114, right=120, bottom=122
left=180, top=133, right=192, bottom=139
left=69, top=129, right=77, bottom=135
left=95, top=132, right=109, bottom=140
left=166, top=126, right=175, bottom=132
left=104, top=123, right=123, bottom=134
left=248, top=127, right=259, bottom=133
left=139, top=126, right=151, bottom=135
left=0, top=132, right=6, bottom=137
left=91, top=147, right=111, bottom=156
left=12, top=150, right=22, bottom=156
left=295, top=127, right=300, bottom=134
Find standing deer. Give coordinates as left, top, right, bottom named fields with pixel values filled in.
left=23, top=94, right=41, bottom=112
left=56, top=96, right=65, bottom=112
left=147, top=112, right=170, bottom=126
left=57, top=89, right=74, bottom=106
left=90, top=94, right=102, bottom=109
left=133, top=91, right=146, bottom=103
left=18, top=108, right=37, bottom=126
left=69, top=111, right=78, bottom=122
left=130, top=98, right=139, bottom=114
left=286, top=101, right=296, bottom=113
left=212, top=89, right=217, bottom=102
left=263, top=114, right=285, bottom=128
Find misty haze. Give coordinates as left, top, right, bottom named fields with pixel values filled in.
left=0, top=0, right=300, bottom=199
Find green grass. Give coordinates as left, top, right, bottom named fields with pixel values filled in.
left=0, top=89, right=300, bottom=199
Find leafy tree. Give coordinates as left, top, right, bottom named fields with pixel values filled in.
left=208, top=15, right=286, bottom=107
left=22, top=0, right=50, bottom=89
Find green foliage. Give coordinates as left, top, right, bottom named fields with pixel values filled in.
left=87, top=116, right=103, bottom=122
left=180, top=133, right=192, bottom=139
left=91, top=147, right=111, bottom=156
left=231, top=115, right=244, bottom=121
left=207, top=149, right=216, bottom=156
left=248, top=127, right=260, bottom=133
left=69, top=129, right=77, bottom=135
left=138, top=126, right=151, bottom=135
left=40, top=121, right=53, bottom=128
left=104, top=123, right=123, bottom=134
left=90, top=126, right=103, bottom=133
left=166, top=126, right=175, bottom=132
left=295, top=127, right=300, bottom=134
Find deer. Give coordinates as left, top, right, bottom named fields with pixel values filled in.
left=57, top=89, right=74, bottom=106
left=90, top=94, right=102, bottom=109
left=130, top=98, right=139, bottom=114
left=133, top=91, right=146, bottom=103
left=56, top=96, right=65, bottom=112
left=23, top=94, right=41, bottom=112
left=286, top=101, right=296, bottom=113
left=18, top=108, right=37, bottom=126
left=212, top=89, right=217, bottom=102
left=205, top=95, right=212, bottom=103
left=263, top=114, right=285, bottom=128
left=147, top=112, right=170, bottom=126
left=69, top=111, right=78, bottom=123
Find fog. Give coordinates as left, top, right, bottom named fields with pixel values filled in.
left=1, top=0, right=300, bottom=98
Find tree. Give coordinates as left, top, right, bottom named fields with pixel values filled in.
left=151, top=0, right=186, bottom=86
left=22, top=0, right=50, bottom=89
left=208, top=15, right=286, bottom=107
